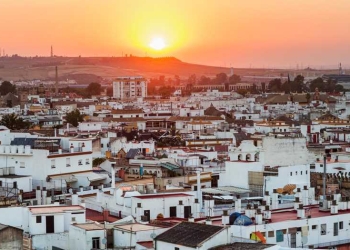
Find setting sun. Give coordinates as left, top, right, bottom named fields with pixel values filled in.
left=149, top=37, right=166, bottom=50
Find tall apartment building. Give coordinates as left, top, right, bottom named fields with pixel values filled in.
left=112, top=76, right=147, bottom=99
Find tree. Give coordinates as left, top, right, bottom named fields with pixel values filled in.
left=268, top=78, right=282, bottom=92
left=291, top=75, right=304, bottom=93
left=65, top=109, right=84, bottom=127
left=86, top=82, right=102, bottom=96
left=0, top=113, right=30, bottom=130
left=306, top=93, right=311, bottom=104
left=212, top=73, right=227, bottom=84
left=229, top=74, right=241, bottom=84
left=0, top=81, right=16, bottom=96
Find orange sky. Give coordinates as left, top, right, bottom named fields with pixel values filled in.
left=0, top=0, right=349, bottom=68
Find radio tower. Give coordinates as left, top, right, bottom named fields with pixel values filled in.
left=51, top=45, right=53, bottom=57
left=55, top=66, right=58, bottom=95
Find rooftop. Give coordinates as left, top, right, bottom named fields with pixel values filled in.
left=29, top=205, right=85, bottom=215
left=73, top=222, right=104, bottom=231
left=133, top=193, right=193, bottom=200
left=209, top=243, right=276, bottom=250
left=114, top=223, right=162, bottom=232
left=155, top=221, right=225, bottom=248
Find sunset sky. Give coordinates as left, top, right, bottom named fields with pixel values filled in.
left=0, top=0, right=349, bottom=68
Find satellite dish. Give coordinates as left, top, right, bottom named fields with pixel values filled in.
left=150, top=233, right=157, bottom=239
left=102, top=238, right=107, bottom=244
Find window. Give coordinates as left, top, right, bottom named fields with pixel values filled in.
left=312, top=225, right=317, bottom=230
left=72, top=217, right=76, bottom=222
left=101, top=143, right=104, bottom=148
left=268, top=231, right=275, bottom=237
left=340, top=221, right=344, bottom=230
left=301, top=171, right=303, bottom=175
left=306, top=170, right=308, bottom=175
left=290, top=172, right=292, bottom=176
left=175, top=248, right=180, bottom=250
left=92, top=237, right=100, bottom=249
left=86, top=159, right=90, bottom=165
left=321, top=224, right=327, bottom=235
left=20, top=162, right=25, bottom=168
left=78, top=160, right=82, bottom=166
left=66, top=158, right=70, bottom=167
left=295, top=171, right=297, bottom=175
left=334, top=222, right=339, bottom=236
left=36, top=216, right=42, bottom=223
left=51, top=159, right=56, bottom=168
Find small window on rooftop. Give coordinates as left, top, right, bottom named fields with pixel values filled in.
left=312, top=225, right=317, bottom=230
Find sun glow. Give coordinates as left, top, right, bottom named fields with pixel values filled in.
left=149, top=37, right=166, bottom=50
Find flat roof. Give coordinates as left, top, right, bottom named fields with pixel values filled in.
left=133, top=193, right=193, bottom=200
left=114, top=223, right=162, bottom=232
left=29, top=205, right=85, bottom=215
left=73, top=222, right=104, bottom=231
left=265, top=206, right=350, bottom=224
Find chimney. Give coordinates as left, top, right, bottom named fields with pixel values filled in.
left=255, top=209, right=263, bottom=225
left=103, top=208, right=109, bottom=221
left=308, top=187, right=315, bottom=202
left=178, top=200, right=184, bottom=218
left=36, top=186, right=42, bottom=205
left=96, top=189, right=102, bottom=203
left=81, top=142, right=86, bottom=152
left=136, top=203, right=143, bottom=221
left=58, top=147, right=62, bottom=154
left=188, top=215, right=195, bottom=222
left=271, top=189, right=279, bottom=209
left=18, top=189, right=23, bottom=203
left=294, top=197, right=302, bottom=210
left=72, top=190, right=79, bottom=205
left=331, top=200, right=338, bottom=215
left=263, top=206, right=271, bottom=220
left=205, top=217, right=212, bottom=225
left=70, top=143, right=74, bottom=153
left=235, top=195, right=241, bottom=213
left=110, top=165, right=116, bottom=193
left=42, top=187, right=47, bottom=205
left=263, top=191, right=270, bottom=205
left=245, top=204, right=253, bottom=218
left=340, top=197, right=347, bottom=211
left=260, top=200, right=267, bottom=211
left=222, top=210, right=229, bottom=226
left=295, top=188, right=301, bottom=199
left=194, top=198, right=200, bottom=218
left=297, top=204, right=305, bottom=219
left=302, top=186, right=309, bottom=206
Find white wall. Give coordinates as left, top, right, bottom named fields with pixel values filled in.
left=131, top=195, right=195, bottom=219
left=0, top=207, right=28, bottom=231
left=29, top=213, right=64, bottom=235
left=32, top=232, right=69, bottom=250
left=230, top=212, right=350, bottom=248
left=219, top=161, right=263, bottom=189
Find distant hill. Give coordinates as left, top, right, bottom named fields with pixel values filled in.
left=0, top=56, right=341, bottom=82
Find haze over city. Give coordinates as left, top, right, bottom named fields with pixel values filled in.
left=1, top=0, right=350, bottom=68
